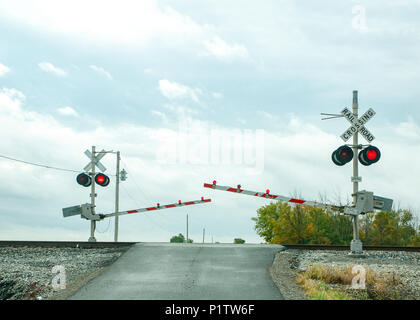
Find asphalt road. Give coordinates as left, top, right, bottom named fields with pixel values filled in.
left=70, top=243, right=285, bottom=300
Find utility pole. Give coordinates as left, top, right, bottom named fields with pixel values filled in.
left=114, top=151, right=120, bottom=242
left=186, top=214, right=189, bottom=243
left=89, top=145, right=97, bottom=242
left=202, top=228, right=205, bottom=243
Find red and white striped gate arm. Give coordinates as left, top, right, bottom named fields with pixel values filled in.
left=204, top=182, right=343, bottom=212
left=103, top=198, right=211, bottom=218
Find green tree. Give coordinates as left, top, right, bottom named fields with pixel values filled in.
left=170, top=233, right=185, bottom=243
left=234, top=238, right=245, bottom=244
left=170, top=233, right=193, bottom=243
left=252, top=198, right=419, bottom=246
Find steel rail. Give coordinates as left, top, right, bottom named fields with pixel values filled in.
left=281, top=244, right=420, bottom=252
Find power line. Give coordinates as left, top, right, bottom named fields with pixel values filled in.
left=0, top=154, right=116, bottom=175
left=0, top=154, right=81, bottom=173
left=120, top=158, right=153, bottom=202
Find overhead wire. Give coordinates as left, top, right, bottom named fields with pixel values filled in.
left=0, top=154, right=117, bottom=175
left=0, top=154, right=81, bottom=173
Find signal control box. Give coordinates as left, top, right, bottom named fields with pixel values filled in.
left=81, top=203, right=102, bottom=221
left=355, top=190, right=374, bottom=214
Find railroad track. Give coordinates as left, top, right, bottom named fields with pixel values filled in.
left=281, top=244, right=420, bottom=252
left=0, top=241, right=418, bottom=252
left=0, top=240, right=136, bottom=249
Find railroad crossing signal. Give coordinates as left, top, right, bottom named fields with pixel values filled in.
left=331, top=145, right=381, bottom=167
left=76, top=172, right=110, bottom=187
left=340, top=107, right=376, bottom=143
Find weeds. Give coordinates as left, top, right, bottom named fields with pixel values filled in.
left=296, top=264, right=409, bottom=300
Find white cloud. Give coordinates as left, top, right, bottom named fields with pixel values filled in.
left=38, top=62, right=67, bottom=77
left=90, top=65, right=113, bottom=80
left=158, top=79, right=200, bottom=103
left=57, top=106, right=79, bottom=117
left=212, top=92, right=223, bottom=99
left=0, top=1, right=205, bottom=46
left=201, top=36, right=249, bottom=61
left=256, top=110, right=276, bottom=120
left=0, top=63, right=10, bottom=77
left=150, top=110, right=167, bottom=123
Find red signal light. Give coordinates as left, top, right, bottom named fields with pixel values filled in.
left=266, top=189, right=270, bottom=194
left=179, top=200, right=182, bottom=204
left=359, top=146, right=381, bottom=166
left=201, top=197, right=204, bottom=201
left=213, top=180, right=217, bottom=185
left=95, top=173, right=110, bottom=187
left=367, top=149, right=377, bottom=160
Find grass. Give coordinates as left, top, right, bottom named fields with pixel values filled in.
left=296, top=264, right=408, bottom=300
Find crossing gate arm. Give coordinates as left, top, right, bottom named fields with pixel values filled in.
left=203, top=182, right=345, bottom=213
left=102, top=198, right=212, bottom=218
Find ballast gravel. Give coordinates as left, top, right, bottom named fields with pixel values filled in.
left=0, top=246, right=129, bottom=300
left=273, top=249, right=420, bottom=300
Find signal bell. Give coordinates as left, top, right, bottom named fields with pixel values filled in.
left=359, top=146, right=381, bottom=166
left=95, top=173, right=110, bottom=187
left=332, top=145, right=354, bottom=166
left=76, top=173, right=92, bottom=187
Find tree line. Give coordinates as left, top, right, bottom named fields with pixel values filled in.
left=252, top=201, right=420, bottom=246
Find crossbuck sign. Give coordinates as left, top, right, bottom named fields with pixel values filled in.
left=83, top=149, right=107, bottom=172
left=340, top=107, right=376, bottom=143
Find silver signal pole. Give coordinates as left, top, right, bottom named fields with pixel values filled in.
left=89, top=145, right=97, bottom=242
left=114, top=151, right=120, bottom=242
left=350, top=91, right=363, bottom=255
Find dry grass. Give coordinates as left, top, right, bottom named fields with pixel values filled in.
left=296, top=264, right=408, bottom=300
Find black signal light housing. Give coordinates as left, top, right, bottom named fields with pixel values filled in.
left=332, top=145, right=354, bottom=166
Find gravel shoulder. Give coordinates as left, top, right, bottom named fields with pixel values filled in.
left=270, top=249, right=420, bottom=300
left=0, top=246, right=131, bottom=300
left=269, top=250, right=308, bottom=300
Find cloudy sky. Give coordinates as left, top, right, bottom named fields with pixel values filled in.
left=0, top=0, right=419, bottom=243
